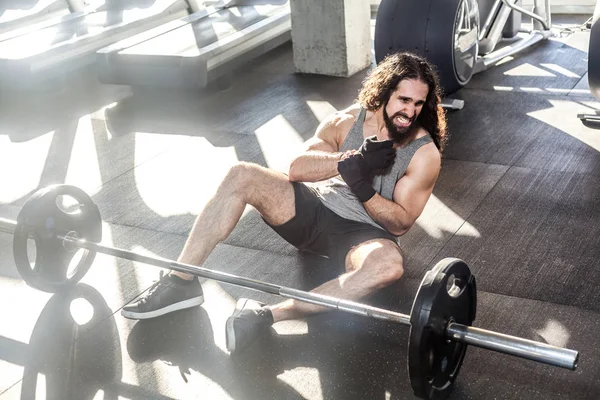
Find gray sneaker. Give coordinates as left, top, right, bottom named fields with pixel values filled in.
left=121, top=274, right=204, bottom=320
left=226, top=298, right=274, bottom=353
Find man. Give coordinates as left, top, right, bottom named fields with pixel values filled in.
left=121, top=51, right=448, bottom=353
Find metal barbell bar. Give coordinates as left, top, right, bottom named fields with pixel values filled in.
left=0, top=216, right=579, bottom=370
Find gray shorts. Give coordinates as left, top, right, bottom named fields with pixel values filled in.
left=264, top=182, right=399, bottom=268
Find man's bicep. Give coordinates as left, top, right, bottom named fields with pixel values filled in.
left=392, top=157, right=440, bottom=223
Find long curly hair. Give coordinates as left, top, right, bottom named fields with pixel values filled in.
left=357, top=52, right=448, bottom=152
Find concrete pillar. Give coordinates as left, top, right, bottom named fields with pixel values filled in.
left=290, top=0, right=372, bottom=77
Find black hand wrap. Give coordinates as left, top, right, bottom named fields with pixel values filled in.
left=338, top=153, right=376, bottom=202
left=337, top=136, right=396, bottom=202
left=359, top=136, right=396, bottom=171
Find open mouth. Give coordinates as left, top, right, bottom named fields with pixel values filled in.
left=394, top=114, right=412, bottom=127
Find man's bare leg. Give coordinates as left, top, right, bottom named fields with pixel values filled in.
left=171, top=162, right=296, bottom=279
left=269, top=238, right=404, bottom=322
left=121, top=162, right=296, bottom=320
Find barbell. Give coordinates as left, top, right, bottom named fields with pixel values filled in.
left=0, top=184, right=579, bottom=400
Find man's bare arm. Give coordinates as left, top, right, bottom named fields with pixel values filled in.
left=363, top=144, right=441, bottom=236
left=288, top=148, right=344, bottom=182
left=288, top=114, right=349, bottom=182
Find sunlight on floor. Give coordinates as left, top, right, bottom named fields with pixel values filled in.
left=133, top=134, right=239, bottom=218
left=255, top=114, right=305, bottom=173
left=92, top=389, right=106, bottom=400
left=132, top=131, right=183, bottom=165
left=278, top=367, right=323, bottom=400
left=540, top=63, right=581, bottom=78
left=79, top=224, right=141, bottom=390
left=415, top=194, right=481, bottom=239
left=535, top=319, right=571, bottom=348
left=112, top=271, right=237, bottom=400
left=35, top=373, right=47, bottom=399
left=0, top=278, right=52, bottom=394
left=527, top=98, right=600, bottom=151
left=201, top=280, right=237, bottom=353
left=64, top=115, right=103, bottom=197
left=503, top=62, right=557, bottom=77
left=0, top=131, right=54, bottom=204
left=492, top=85, right=593, bottom=95
left=0, top=359, right=24, bottom=394
left=274, top=319, right=309, bottom=335
left=306, top=100, right=338, bottom=123
left=90, top=101, right=119, bottom=123
left=520, top=87, right=545, bottom=93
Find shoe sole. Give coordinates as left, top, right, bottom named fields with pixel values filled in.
left=225, top=298, right=252, bottom=353
left=121, top=296, right=204, bottom=320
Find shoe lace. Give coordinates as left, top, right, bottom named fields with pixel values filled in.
left=256, top=307, right=273, bottom=324
left=139, top=271, right=168, bottom=305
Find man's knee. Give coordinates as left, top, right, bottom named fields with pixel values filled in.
left=224, top=162, right=266, bottom=195
left=224, top=162, right=293, bottom=216
left=226, top=162, right=259, bottom=184
left=347, top=239, right=404, bottom=289
left=373, top=244, right=404, bottom=288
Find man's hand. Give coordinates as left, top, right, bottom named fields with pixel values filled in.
left=338, top=151, right=376, bottom=202
left=337, top=136, right=396, bottom=202
left=359, top=136, right=396, bottom=171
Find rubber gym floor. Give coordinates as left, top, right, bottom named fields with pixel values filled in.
left=0, top=14, right=599, bottom=400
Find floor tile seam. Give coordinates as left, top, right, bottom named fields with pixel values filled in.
left=0, top=378, right=22, bottom=397
left=102, top=216, right=286, bottom=244
left=442, top=158, right=600, bottom=179
left=4, top=145, right=172, bottom=209
left=459, top=86, right=597, bottom=100
left=92, top=149, right=168, bottom=191
left=98, top=220, right=299, bottom=267
left=460, top=287, right=600, bottom=318
left=424, top=162, right=512, bottom=267
left=86, top=114, right=259, bottom=137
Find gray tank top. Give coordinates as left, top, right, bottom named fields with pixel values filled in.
left=315, top=107, right=433, bottom=232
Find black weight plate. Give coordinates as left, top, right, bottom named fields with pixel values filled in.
left=21, top=284, right=121, bottom=398
left=374, top=0, right=433, bottom=63
left=408, top=258, right=476, bottom=400
left=13, top=185, right=102, bottom=292
left=374, top=0, right=479, bottom=95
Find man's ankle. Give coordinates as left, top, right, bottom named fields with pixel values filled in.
left=170, top=272, right=196, bottom=281
left=262, top=307, right=274, bottom=325
left=266, top=306, right=281, bottom=324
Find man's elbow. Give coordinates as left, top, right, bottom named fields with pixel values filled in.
left=389, top=221, right=414, bottom=237
left=390, top=227, right=409, bottom=237
left=288, top=160, right=302, bottom=182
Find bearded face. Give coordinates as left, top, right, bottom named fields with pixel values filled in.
left=383, top=78, right=430, bottom=142
left=383, top=107, right=415, bottom=142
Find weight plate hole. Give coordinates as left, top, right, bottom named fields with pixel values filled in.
left=427, top=345, right=436, bottom=382
left=56, top=195, right=82, bottom=215
left=67, top=249, right=87, bottom=279
left=70, top=297, right=94, bottom=325
left=26, top=236, right=37, bottom=270
left=446, top=274, right=466, bottom=298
